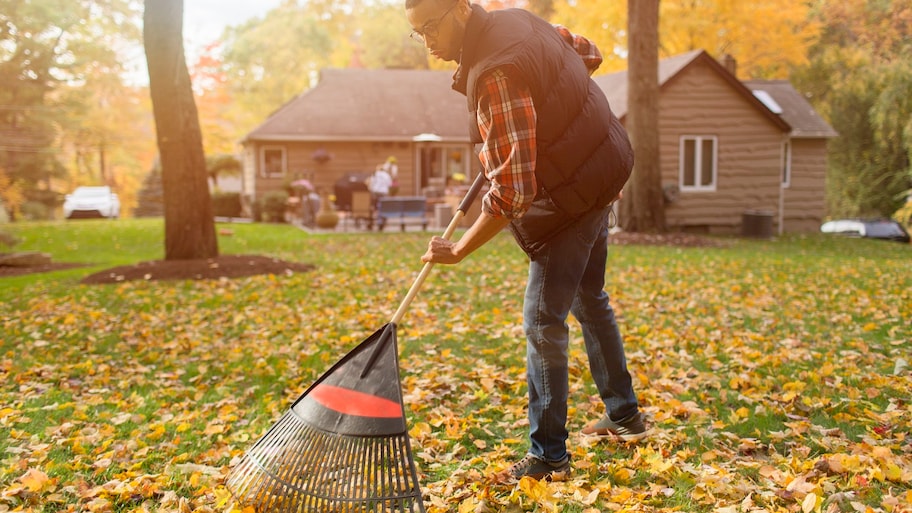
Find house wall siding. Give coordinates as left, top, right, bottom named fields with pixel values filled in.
left=782, top=138, right=827, bottom=233
left=659, top=60, right=784, bottom=234
left=248, top=141, right=416, bottom=200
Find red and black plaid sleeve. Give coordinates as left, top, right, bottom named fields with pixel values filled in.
left=475, top=69, right=538, bottom=219
left=554, top=24, right=603, bottom=73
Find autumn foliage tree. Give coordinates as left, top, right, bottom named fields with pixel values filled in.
left=143, top=0, right=217, bottom=260
left=0, top=0, right=140, bottom=218
left=792, top=0, right=912, bottom=218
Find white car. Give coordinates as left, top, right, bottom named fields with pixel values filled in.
left=63, top=186, right=121, bottom=219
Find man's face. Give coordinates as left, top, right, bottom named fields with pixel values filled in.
left=406, top=0, right=465, bottom=62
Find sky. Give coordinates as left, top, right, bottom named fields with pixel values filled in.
left=126, top=0, right=285, bottom=84
left=181, top=0, right=285, bottom=56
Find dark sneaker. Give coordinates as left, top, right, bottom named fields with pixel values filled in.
left=497, top=453, right=570, bottom=482
left=581, top=412, right=649, bottom=442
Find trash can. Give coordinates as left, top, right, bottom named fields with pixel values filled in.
left=742, top=210, right=774, bottom=239
left=434, top=203, right=453, bottom=229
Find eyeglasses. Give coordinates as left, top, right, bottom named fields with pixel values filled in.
left=409, top=0, right=459, bottom=44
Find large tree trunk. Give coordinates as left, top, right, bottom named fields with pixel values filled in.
left=621, top=0, right=665, bottom=232
left=143, top=0, right=218, bottom=260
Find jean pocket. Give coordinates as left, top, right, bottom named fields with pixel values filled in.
left=575, top=207, right=609, bottom=247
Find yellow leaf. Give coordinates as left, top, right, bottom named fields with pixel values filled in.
left=581, top=488, right=600, bottom=505
left=519, top=476, right=551, bottom=502
left=457, top=496, right=478, bottom=513
left=409, top=422, right=431, bottom=439
left=203, top=423, right=225, bottom=436
left=802, top=492, right=819, bottom=513
left=884, top=463, right=902, bottom=482
left=19, top=468, right=53, bottom=493
left=214, top=486, right=233, bottom=507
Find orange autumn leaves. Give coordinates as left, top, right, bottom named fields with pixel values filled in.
left=1, top=233, right=910, bottom=512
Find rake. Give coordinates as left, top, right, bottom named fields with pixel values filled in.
left=226, top=174, right=486, bottom=512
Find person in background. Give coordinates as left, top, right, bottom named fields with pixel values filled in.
left=382, top=156, right=400, bottom=195
left=367, top=164, right=393, bottom=211
left=405, top=0, right=647, bottom=483
left=382, top=155, right=399, bottom=179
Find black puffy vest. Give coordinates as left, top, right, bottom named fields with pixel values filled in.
left=452, top=5, right=633, bottom=217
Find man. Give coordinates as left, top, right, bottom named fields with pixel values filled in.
left=405, top=0, right=648, bottom=482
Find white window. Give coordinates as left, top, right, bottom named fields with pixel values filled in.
left=261, top=147, right=286, bottom=178
left=781, top=140, right=792, bottom=188
left=679, top=136, right=717, bottom=191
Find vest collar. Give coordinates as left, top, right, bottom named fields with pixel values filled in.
left=452, top=3, right=490, bottom=95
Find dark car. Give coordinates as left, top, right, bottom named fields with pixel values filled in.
left=820, top=219, right=911, bottom=243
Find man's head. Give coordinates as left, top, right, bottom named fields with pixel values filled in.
left=405, top=0, right=471, bottom=62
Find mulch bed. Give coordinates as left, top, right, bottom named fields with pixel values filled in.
left=79, top=254, right=315, bottom=284
left=0, top=262, right=88, bottom=278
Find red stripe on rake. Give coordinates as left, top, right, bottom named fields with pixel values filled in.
left=310, top=384, right=404, bottom=419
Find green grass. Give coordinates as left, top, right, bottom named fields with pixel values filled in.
left=1, top=219, right=910, bottom=512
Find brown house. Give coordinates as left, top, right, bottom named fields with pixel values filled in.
left=241, top=50, right=835, bottom=233
left=239, top=68, right=480, bottom=218
left=594, top=50, right=837, bottom=234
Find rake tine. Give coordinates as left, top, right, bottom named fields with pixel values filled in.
left=295, top=425, right=319, bottom=500
left=250, top=414, right=295, bottom=506
left=359, top=437, right=370, bottom=504
left=326, top=434, right=344, bottom=505
left=386, top=437, right=396, bottom=505
left=365, top=437, right=376, bottom=507
left=345, top=436, right=360, bottom=505
left=330, top=432, right=350, bottom=504
left=277, top=426, right=309, bottom=510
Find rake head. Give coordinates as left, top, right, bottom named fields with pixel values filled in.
left=225, top=324, right=426, bottom=512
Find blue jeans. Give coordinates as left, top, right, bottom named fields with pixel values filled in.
left=523, top=206, right=639, bottom=462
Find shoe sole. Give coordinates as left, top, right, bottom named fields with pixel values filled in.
left=494, top=465, right=571, bottom=484
left=580, top=428, right=650, bottom=442
left=505, top=468, right=570, bottom=483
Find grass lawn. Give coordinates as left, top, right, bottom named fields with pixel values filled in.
left=1, top=218, right=910, bottom=512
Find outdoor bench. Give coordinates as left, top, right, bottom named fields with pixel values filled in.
left=376, top=196, right=428, bottom=231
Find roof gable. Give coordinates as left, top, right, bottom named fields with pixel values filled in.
left=244, top=68, right=470, bottom=143
left=594, top=50, right=791, bottom=133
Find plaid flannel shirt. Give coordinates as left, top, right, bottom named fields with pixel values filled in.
left=477, top=25, right=603, bottom=219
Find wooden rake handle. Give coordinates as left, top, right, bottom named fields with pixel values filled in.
left=390, top=173, right=487, bottom=325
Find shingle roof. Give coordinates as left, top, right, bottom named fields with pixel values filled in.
left=594, top=49, right=704, bottom=118
left=243, top=68, right=470, bottom=143
left=743, top=80, right=838, bottom=138
left=244, top=50, right=833, bottom=143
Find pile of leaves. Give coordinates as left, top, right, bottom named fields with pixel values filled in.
left=0, top=226, right=909, bottom=513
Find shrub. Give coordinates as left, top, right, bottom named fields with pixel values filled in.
left=135, top=168, right=164, bottom=217
left=211, top=192, right=242, bottom=218
left=20, top=201, right=51, bottom=220
left=259, top=191, right=288, bottom=223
